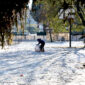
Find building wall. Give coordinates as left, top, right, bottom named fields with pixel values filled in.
left=13, top=33, right=84, bottom=43
left=46, top=33, right=69, bottom=41
left=46, top=33, right=84, bottom=41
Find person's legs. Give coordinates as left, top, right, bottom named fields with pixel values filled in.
left=40, top=44, right=45, bottom=52
left=40, top=45, right=43, bottom=50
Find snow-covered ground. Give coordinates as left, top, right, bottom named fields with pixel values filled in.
left=0, top=41, right=85, bottom=85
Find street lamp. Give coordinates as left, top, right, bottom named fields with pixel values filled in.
left=59, top=8, right=75, bottom=47
left=67, top=11, right=75, bottom=47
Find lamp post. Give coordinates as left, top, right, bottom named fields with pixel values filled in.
left=60, top=8, right=75, bottom=47
left=68, top=14, right=74, bottom=47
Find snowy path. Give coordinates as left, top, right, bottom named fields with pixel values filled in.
left=0, top=41, right=85, bottom=85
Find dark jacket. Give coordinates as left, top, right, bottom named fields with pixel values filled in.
left=37, top=39, right=45, bottom=45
